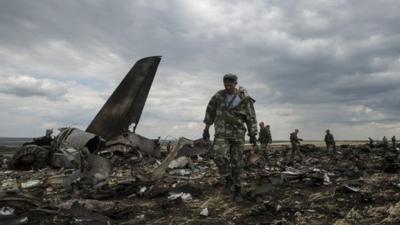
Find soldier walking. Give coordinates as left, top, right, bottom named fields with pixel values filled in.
left=392, top=136, right=396, bottom=149
left=258, top=122, right=272, bottom=157
left=324, top=129, right=337, bottom=155
left=289, top=129, right=303, bottom=162
left=203, top=74, right=258, bottom=202
left=368, top=137, right=374, bottom=148
left=382, top=136, right=389, bottom=149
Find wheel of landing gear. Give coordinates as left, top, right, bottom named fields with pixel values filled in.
left=11, top=145, right=50, bottom=170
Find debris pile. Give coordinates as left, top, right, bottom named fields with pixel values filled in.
left=1, top=138, right=400, bottom=224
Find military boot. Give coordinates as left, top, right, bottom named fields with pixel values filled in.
left=223, top=176, right=233, bottom=195
left=232, top=185, right=244, bottom=202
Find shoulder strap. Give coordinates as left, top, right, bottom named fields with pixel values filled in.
left=226, top=94, right=238, bottom=109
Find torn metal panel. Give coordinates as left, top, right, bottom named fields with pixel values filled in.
left=103, top=132, right=161, bottom=157
left=142, top=137, right=192, bottom=182
left=168, top=156, right=192, bottom=169
left=0, top=193, right=43, bottom=209
left=50, top=148, right=81, bottom=169
left=45, top=171, right=81, bottom=189
left=176, top=138, right=211, bottom=157
left=53, top=128, right=104, bottom=153
left=63, top=201, right=113, bottom=225
left=80, top=150, right=113, bottom=187
left=86, top=56, right=162, bottom=140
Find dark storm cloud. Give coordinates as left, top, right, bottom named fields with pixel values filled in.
left=1, top=0, right=400, bottom=138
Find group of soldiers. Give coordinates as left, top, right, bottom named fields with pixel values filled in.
left=369, top=136, right=397, bottom=149
left=201, top=73, right=368, bottom=202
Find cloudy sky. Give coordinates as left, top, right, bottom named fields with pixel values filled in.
left=1, top=0, right=400, bottom=140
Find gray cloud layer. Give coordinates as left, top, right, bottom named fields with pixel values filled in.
left=0, top=0, right=400, bottom=139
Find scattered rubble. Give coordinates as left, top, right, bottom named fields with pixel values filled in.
left=1, top=141, right=400, bottom=224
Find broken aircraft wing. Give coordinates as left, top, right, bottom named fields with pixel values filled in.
left=86, top=56, right=162, bottom=140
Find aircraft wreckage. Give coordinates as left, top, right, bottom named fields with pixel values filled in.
left=2, top=57, right=400, bottom=224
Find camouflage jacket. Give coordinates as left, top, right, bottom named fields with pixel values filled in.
left=290, top=132, right=302, bottom=145
left=259, top=127, right=272, bottom=144
left=324, top=133, right=335, bottom=144
left=204, top=87, right=258, bottom=139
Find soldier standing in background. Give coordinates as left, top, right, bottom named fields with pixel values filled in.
left=203, top=74, right=258, bottom=202
left=258, top=122, right=272, bottom=157
left=324, top=129, right=337, bottom=155
left=382, top=136, right=389, bottom=149
left=166, top=141, right=172, bottom=153
left=368, top=137, right=374, bottom=147
left=265, top=125, right=272, bottom=149
left=392, top=136, right=396, bottom=149
left=289, top=129, right=303, bottom=162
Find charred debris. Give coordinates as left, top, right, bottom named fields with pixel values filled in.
left=1, top=57, right=400, bottom=224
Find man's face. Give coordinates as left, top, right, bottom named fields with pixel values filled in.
left=224, top=80, right=237, bottom=94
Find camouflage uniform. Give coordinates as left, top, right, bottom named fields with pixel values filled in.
left=324, top=132, right=336, bottom=154
left=290, top=131, right=303, bottom=161
left=259, top=126, right=272, bottom=155
left=368, top=137, right=374, bottom=147
left=204, top=88, right=257, bottom=189
left=392, top=136, right=396, bottom=149
left=382, top=136, right=389, bottom=149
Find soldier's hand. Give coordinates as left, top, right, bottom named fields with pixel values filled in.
left=203, top=128, right=210, bottom=141
left=249, top=136, right=257, bottom=146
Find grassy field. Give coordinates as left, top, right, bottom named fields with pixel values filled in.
left=0, top=145, right=19, bottom=156
left=0, top=137, right=31, bottom=156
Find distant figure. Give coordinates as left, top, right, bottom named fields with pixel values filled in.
left=45, top=128, right=53, bottom=138
left=290, top=129, right=303, bottom=162
left=392, top=136, right=396, bottom=149
left=324, top=129, right=336, bottom=155
left=258, top=122, right=272, bottom=156
left=382, top=136, right=389, bottom=149
left=368, top=137, right=374, bottom=147
left=166, top=141, right=172, bottom=152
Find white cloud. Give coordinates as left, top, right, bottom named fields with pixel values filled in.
left=0, top=74, right=69, bottom=99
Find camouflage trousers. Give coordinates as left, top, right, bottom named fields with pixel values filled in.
left=290, top=143, right=303, bottom=161
left=260, top=143, right=269, bottom=155
left=213, top=137, right=245, bottom=188
left=326, top=142, right=336, bottom=155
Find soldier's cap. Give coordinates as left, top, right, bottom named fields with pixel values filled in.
left=223, top=73, right=238, bottom=82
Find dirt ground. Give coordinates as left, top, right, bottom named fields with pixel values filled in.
left=1, top=142, right=400, bottom=225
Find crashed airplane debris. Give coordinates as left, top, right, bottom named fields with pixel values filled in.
left=9, top=56, right=163, bottom=170
left=3, top=141, right=400, bottom=224
left=86, top=56, right=161, bottom=140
